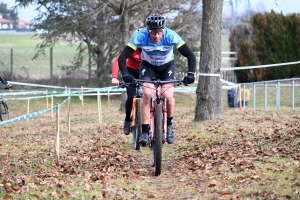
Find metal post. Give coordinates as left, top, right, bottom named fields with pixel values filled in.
left=55, top=103, right=60, bottom=165
left=243, top=85, right=246, bottom=107
left=276, top=81, right=280, bottom=110
left=292, top=80, right=295, bottom=110
left=10, top=48, right=13, bottom=81
left=264, top=82, right=267, bottom=110
left=50, top=47, right=53, bottom=85
left=108, top=91, right=110, bottom=109
left=253, top=84, right=256, bottom=110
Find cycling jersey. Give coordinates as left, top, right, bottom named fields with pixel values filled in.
left=111, top=49, right=142, bottom=78
left=127, top=27, right=185, bottom=66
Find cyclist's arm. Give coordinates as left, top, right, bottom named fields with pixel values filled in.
left=118, top=46, right=135, bottom=75
left=112, top=54, right=120, bottom=78
left=178, top=44, right=196, bottom=73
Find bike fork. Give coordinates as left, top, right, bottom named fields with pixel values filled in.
left=149, top=97, right=155, bottom=142
left=162, top=98, right=167, bottom=143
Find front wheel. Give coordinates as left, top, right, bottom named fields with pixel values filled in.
left=133, top=100, right=142, bottom=150
left=152, top=103, right=163, bottom=176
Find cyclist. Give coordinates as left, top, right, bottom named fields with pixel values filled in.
left=0, top=75, right=12, bottom=89
left=111, top=29, right=142, bottom=135
left=118, top=14, right=196, bottom=146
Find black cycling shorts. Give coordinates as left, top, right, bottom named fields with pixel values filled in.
left=139, top=60, right=175, bottom=81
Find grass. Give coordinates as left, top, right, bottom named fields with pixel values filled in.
left=0, top=34, right=86, bottom=78
left=1, top=91, right=300, bottom=199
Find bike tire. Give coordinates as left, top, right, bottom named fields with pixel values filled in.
left=0, top=102, right=10, bottom=121
left=152, top=103, right=163, bottom=176
left=0, top=104, right=2, bottom=121
left=133, top=99, right=142, bottom=150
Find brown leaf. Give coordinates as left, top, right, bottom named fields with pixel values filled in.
left=208, top=180, right=217, bottom=187
left=220, top=190, right=232, bottom=195
left=51, top=189, right=60, bottom=197
left=62, top=191, right=70, bottom=199
left=3, top=194, right=12, bottom=200
left=237, top=174, right=245, bottom=180
left=85, top=182, right=93, bottom=191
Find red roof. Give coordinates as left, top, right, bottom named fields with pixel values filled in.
left=18, top=18, right=32, bottom=25
left=0, top=18, right=12, bottom=23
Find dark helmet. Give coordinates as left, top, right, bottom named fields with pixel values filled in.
left=145, top=14, right=166, bottom=30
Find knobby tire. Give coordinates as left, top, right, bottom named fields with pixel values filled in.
left=153, top=103, right=163, bottom=176
left=133, top=100, right=142, bottom=150
left=0, top=105, right=2, bottom=121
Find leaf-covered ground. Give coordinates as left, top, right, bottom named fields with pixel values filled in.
left=1, top=95, right=300, bottom=199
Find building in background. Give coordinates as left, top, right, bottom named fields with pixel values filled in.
left=18, top=18, right=34, bottom=29
left=0, top=12, right=13, bottom=29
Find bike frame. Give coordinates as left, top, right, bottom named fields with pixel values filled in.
left=136, top=79, right=183, bottom=143
left=149, top=85, right=168, bottom=143
left=131, top=82, right=142, bottom=127
left=131, top=98, right=142, bottom=126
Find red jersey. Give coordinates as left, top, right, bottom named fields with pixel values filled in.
left=111, top=49, right=142, bottom=78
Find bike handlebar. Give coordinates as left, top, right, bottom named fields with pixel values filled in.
left=119, top=79, right=189, bottom=88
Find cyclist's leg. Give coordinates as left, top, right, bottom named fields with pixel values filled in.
left=139, top=61, right=155, bottom=144
left=159, top=60, right=176, bottom=118
left=125, top=67, right=140, bottom=120
left=123, top=67, right=139, bottom=135
left=159, top=60, right=176, bottom=144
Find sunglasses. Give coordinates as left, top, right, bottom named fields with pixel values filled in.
left=148, top=29, right=164, bottom=35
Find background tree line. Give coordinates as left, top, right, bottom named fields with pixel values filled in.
left=230, top=10, right=300, bottom=82
left=14, top=0, right=202, bottom=87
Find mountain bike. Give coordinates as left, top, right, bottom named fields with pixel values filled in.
left=119, top=82, right=143, bottom=150
left=133, top=78, right=186, bottom=176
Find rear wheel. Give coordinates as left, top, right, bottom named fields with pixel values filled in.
left=153, top=103, right=163, bottom=176
left=0, top=102, right=10, bottom=121
left=133, top=100, right=142, bottom=150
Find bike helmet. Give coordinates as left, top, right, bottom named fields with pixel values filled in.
left=145, top=14, right=166, bottom=30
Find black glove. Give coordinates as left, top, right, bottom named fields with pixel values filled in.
left=122, top=73, right=134, bottom=83
left=183, top=73, right=195, bottom=84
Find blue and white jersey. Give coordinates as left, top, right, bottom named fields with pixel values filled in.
left=127, top=27, right=185, bottom=66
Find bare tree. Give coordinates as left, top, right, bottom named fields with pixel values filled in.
left=195, top=0, right=223, bottom=121
left=14, top=0, right=202, bottom=86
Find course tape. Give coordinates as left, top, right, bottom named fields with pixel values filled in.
left=199, top=73, right=220, bottom=77
left=0, top=96, right=70, bottom=125
left=221, top=60, right=300, bottom=71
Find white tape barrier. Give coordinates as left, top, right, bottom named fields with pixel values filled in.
left=8, top=81, right=66, bottom=89
left=0, top=97, right=70, bottom=125
left=221, top=60, right=300, bottom=71
left=198, top=73, right=220, bottom=77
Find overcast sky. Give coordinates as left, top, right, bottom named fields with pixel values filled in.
left=1, top=0, right=300, bottom=21
left=223, top=0, right=300, bottom=15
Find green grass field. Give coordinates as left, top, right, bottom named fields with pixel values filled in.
left=0, top=34, right=84, bottom=78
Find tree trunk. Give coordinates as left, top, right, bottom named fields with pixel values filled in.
left=195, top=0, right=223, bottom=121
